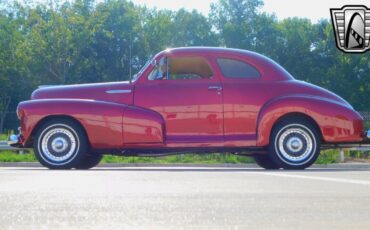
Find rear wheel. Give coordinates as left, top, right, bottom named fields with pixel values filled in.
left=75, top=154, right=103, bottom=170
left=253, top=155, right=280, bottom=170
left=268, top=118, right=321, bottom=170
left=33, top=119, right=88, bottom=170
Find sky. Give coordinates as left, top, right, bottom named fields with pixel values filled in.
left=131, top=0, right=370, bottom=22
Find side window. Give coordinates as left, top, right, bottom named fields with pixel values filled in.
left=217, top=58, right=260, bottom=78
left=148, top=56, right=213, bottom=80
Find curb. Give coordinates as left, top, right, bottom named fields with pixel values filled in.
left=0, top=162, right=369, bottom=169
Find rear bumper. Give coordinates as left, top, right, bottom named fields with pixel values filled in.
left=322, top=130, right=370, bottom=149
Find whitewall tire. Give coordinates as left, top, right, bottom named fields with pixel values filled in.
left=268, top=119, right=321, bottom=170
left=33, top=119, right=88, bottom=169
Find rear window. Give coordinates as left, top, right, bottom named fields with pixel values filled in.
left=217, top=58, right=260, bottom=78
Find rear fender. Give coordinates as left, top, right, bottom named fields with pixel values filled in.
left=256, top=96, right=363, bottom=146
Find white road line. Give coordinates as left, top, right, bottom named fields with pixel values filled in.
left=252, top=172, right=370, bottom=185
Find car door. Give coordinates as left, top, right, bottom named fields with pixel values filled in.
left=134, top=53, right=224, bottom=143
left=214, top=55, right=263, bottom=146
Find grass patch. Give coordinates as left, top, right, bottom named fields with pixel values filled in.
left=102, top=153, right=255, bottom=164
left=0, top=149, right=343, bottom=164
left=0, top=146, right=370, bottom=164
left=0, top=151, right=37, bottom=162
left=316, top=149, right=340, bottom=164
left=0, top=151, right=255, bottom=164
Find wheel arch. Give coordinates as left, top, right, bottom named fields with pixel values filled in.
left=271, top=112, right=323, bottom=141
left=25, top=115, right=90, bottom=148
left=255, top=96, right=327, bottom=147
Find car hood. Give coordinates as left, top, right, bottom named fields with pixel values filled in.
left=31, top=81, right=134, bottom=104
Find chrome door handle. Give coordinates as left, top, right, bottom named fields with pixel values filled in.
left=208, top=85, right=223, bottom=91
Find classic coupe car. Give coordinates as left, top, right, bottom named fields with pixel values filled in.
left=8, top=47, right=368, bottom=170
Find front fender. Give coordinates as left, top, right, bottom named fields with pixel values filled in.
left=122, top=105, right=165, bottom=144
left=18, top=99, right=125, bottom=148
left=256, top=95, right=363, bottom=146
left=18, top=99, right=165, bottom=149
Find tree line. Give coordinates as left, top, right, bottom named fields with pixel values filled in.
left=0, top=0, right=369, bottom=132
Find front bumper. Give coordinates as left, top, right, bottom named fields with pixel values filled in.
left=7, top=127, right=23, bottom=147
left=7, top=134, right=20, bottom=147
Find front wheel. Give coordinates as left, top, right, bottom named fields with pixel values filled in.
left=33, top=119, right=88, bottom=170
left=268, top=119, right=321, bottom=170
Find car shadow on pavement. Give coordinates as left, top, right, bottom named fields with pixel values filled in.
left=7, top=168, right=370, bottom=173
left=2, top=165, right=370, bottom=172
left=89, top=168, right=370, bottom=172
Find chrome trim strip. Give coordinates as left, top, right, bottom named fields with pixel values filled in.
left=208, top=86, right=223, bottom=91
left=106, top=90, right=132, bottom=94
left=38, top=85, right=58, bottom=89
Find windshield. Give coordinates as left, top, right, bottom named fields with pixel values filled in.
left=132, top=57, right=154, bottom=82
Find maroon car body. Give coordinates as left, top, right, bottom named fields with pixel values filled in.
left=9, top=47, right=366, bottom=169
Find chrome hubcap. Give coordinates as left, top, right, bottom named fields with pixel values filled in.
left=51, top=137, right=69, bottom=153
left=39, top=127, right=78, bottom=164
left=276, top=125, right=316, bottom=165
left=287, top=137, right=303, bottom=152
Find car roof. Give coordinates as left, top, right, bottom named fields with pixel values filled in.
left=163, top=47, right=261, bottom=58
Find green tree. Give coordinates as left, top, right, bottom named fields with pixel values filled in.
left=0, top=13, right=24, bottom=132
left=171, top=9, right=218, bottom=47
left=210, top=0, right=264, bottom=49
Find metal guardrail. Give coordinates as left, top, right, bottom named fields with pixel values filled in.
left=0, top=141, right=24, bottom=151
left=338, top=146, right=370, bottom=162
left=0, top=141, right=8, bottom=150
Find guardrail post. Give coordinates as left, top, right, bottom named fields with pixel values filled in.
left=339, top=148, right=345, bottom=162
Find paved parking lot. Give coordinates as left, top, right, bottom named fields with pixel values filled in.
left=0, top=166, right=370, bottom=229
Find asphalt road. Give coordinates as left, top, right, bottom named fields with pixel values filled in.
left=0, top=166, right=370, bottom=230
